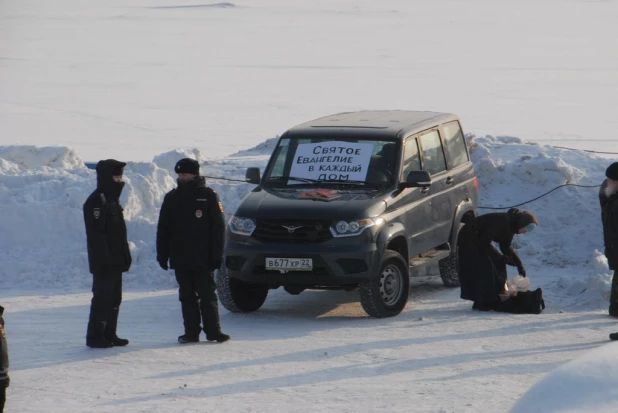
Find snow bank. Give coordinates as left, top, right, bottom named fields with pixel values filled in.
left=510, top=343, right=618, bottom=413
left=0, top=139, right=616, bottom=307
left=0, top=145, right=84, bottom=170
left=0, top=144, right=269, bottom=290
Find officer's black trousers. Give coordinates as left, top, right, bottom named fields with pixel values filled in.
left=610, top=270, right=618, bottom=316
left=0, top=386, right=6, bottom=413
left=87, top=270, right=122, bottom=340
left=175, top=269, right=221, bottom=338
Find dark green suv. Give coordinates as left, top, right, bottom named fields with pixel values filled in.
left=218, top=111, right=478, bottom=318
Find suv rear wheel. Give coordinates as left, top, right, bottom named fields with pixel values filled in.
left=358, top=250, right=409, bottom=318
left=439, top=223, right=463, bottom=287
left=216, top=267, right=269, bottom=313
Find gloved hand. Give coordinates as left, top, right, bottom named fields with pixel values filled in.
left=158, top=259, right=169, bottom=271
left=503, top=255, right=516, bottom=267
left=209, top=260, right=222, bottom=272
left=518, top=267, right=527, bottom=277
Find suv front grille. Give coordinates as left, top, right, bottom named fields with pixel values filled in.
left=252, top=219, right=333, bottom=244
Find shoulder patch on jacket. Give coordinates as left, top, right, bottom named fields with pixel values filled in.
left=218, top=201, right=224, bottom=212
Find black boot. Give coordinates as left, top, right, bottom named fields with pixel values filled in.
left=610, top=332, right=618, bottom=341
left=108, top=337, right=129, bottom=346
left=87, top=338, right=114, bottom=348
left=178, top=334, right=200, bottom=344
left=206, top=332, right=230, bottom=343
left=105, top=307, right=129, bottom=346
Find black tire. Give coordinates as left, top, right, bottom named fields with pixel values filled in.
left=216, top=267, right=268, bottom=313
left=439, top=223, right=464, bottom=287
left=358, top=250, right=410, bottom=318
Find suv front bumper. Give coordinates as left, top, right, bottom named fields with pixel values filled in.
left=224, top=239, right=384, bottom=286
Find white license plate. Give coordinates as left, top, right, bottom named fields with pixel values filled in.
left=265, top=258, right=313, bottom=271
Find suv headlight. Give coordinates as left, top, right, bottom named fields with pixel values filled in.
left=229, top=216, right=256, bottom=236
left=330, top=218, right=383, bottom=238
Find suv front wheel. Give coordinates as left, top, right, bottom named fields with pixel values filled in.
left=358, top=250, right=410, bottom=318
left=216, top=267, right=269, bottom=313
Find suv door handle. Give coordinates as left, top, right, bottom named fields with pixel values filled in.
left=445, top=176, right=454, bottom=185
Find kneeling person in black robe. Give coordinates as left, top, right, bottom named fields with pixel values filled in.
left=457, top=208, right=538, bottom=310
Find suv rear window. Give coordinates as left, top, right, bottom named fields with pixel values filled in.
left=264, top=137, right=398, bottom=187
left=442, top=121, right=468, bottom=168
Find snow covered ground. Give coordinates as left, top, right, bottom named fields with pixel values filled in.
left=2, top=0, right=618, bottom=412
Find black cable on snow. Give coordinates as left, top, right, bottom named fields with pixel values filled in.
left=201, top=143, right=613, bottom=204
left=551, top=146, right=618, bottom=155
left=203, top=173, right=604, bottom=210
left=203, top=175, right=248, bottom=183
left=478, top=183, right=601, bottom=210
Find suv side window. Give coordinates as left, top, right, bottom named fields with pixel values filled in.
left=401, top=137, right=421, bottom=180
left=419, top=130, right=447, bottom=175
left=442, top=121, right=468, bottom=168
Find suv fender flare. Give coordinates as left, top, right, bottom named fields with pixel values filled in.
left=376, top=221, right=407, bottom=247
left=449, top=199, right=476, bottom=247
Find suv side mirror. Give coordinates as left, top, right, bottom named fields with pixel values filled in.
left=245, top=167, right=261, bottom=184
left=401, top=170, right=431, bottom=188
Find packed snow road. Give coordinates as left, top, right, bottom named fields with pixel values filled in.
left=4, top=274, right=614, bottom=413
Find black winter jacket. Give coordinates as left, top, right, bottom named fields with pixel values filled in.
left=156, top=177, right=225, bottom=271
left=459, top=209, right=537, bottom=272
left=602, top=189, right=618, bottom=271
left=83, top=160, right=132, bottom=274
left=0, top=306, right=9, bottom=388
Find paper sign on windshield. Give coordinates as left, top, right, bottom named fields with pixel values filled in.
left=289, top=141, right=374, bottom=183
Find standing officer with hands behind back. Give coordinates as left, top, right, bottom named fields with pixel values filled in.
left=156, top=158, right=230, bottom=344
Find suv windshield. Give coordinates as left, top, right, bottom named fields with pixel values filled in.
left=263, top=137, right=399, bottom=188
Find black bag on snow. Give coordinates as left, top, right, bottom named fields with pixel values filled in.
left=494, top=288, right=546, bottom=314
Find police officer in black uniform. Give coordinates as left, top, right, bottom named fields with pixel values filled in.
left=83, top=159, right=132, bottom=348
left=0, top=305, right=9, bottom=412
left=601, top=162, right=618, bottom=321
left=156, top=158, right=230, bottom=344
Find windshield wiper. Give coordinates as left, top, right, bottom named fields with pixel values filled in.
left=267, top=176, right=323, bottom=184
left=267, top=177, right=382, bottom=188
left=319, top=179, right=380, bottom=188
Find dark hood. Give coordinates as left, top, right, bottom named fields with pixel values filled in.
left=508, top=208, right=538, bottom=232
left=96, top=159, right=126, bottom=199
left=235, top=187, right=386, bottom=220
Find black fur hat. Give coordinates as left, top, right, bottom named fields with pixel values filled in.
left=174, top=158, right=200, bottom=175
